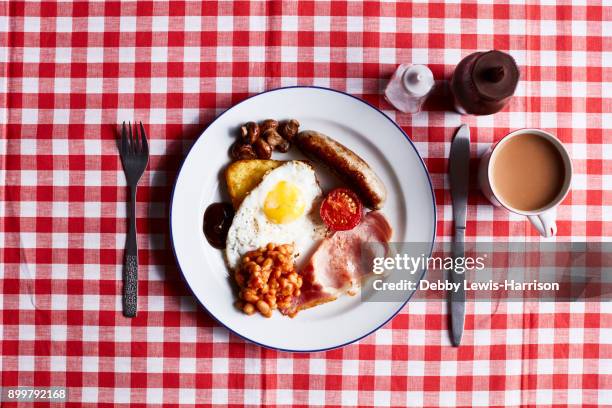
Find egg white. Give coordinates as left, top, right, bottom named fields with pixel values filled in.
left=225, top=161, right=327, bottom=270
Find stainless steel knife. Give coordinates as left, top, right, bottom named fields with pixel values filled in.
left=448, top=124, right=470, bottom=347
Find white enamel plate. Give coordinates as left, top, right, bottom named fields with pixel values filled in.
left=170, top=87, right=436, bottom=351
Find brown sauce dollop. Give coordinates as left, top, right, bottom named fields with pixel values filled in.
left=203, top=203, right=234, bottom=249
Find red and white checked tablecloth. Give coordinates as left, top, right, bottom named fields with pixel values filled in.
left=1, top=0, right=610, bottom=406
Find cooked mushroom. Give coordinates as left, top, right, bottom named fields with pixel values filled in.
left=231, top=142, right=257, bottom=160
left=253, top=138, right=272, bottom=159
left=240, top=122, right=260, bottom=144
left=276, top=140, right=291, bottom=153
left=259, top=119, right=279, bottom=133
left=263, top=128, right=284, bottom=149
left=278, top=119, right=300, bottom=141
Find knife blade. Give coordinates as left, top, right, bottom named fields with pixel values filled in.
left=448, top=124, right=470, bottom=347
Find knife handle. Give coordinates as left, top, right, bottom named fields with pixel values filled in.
left=450, top=227, right=466, bottom=346
left=450, top=228, right=466, bottom=300
left=452, top=227, right=465, bottom=261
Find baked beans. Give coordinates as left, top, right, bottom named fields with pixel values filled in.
left=234, top=243, right=302, bottom=318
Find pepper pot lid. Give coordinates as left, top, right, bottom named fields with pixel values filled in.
left=472, top=50, right=520, bottom=100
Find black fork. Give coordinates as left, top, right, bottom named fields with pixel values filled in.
left=118, top=121, right=149, bottom=317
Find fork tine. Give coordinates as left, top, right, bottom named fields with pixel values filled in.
left=139, top=122, right=148, bottom=154
left=121, top=121, right=128, bottom=154
left=133, top=121, right=141, bottom=153
left=128, top=121, right=134, bottom=154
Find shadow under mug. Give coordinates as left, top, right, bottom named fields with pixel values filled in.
left=478, top=128, right=573, bottom=238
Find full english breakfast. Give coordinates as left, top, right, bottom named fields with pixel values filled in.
left=203, top=119, right=392, bottom=318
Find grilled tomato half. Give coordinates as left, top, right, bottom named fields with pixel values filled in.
left=319, top=188, right=363, bottom=231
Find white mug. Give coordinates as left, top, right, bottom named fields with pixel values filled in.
left=478, top=128, right=572, bottom=238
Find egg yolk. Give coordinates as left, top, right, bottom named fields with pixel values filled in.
left=264, top=181, right=305, bottom=224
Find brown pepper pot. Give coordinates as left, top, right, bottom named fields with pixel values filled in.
left=450, top=50, right=520, bottom=115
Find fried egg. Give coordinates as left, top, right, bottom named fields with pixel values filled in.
left=225, top=161, right=326, bottom=269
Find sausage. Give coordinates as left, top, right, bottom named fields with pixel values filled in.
left=294, top=130, right=387, bottom=210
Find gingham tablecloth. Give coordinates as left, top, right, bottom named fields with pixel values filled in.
left=1, top=1, right=610, bottom=406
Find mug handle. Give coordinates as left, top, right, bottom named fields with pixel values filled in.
left=527, top=208, right=557, bottom=238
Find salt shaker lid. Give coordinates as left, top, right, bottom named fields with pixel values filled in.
left=401, top=65, right=435, bottom=97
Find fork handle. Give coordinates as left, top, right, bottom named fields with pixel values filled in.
left=123, top=186, right=138, bottom=317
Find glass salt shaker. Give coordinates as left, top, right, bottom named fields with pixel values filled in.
left=384, top=64, right=435, bottom=114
